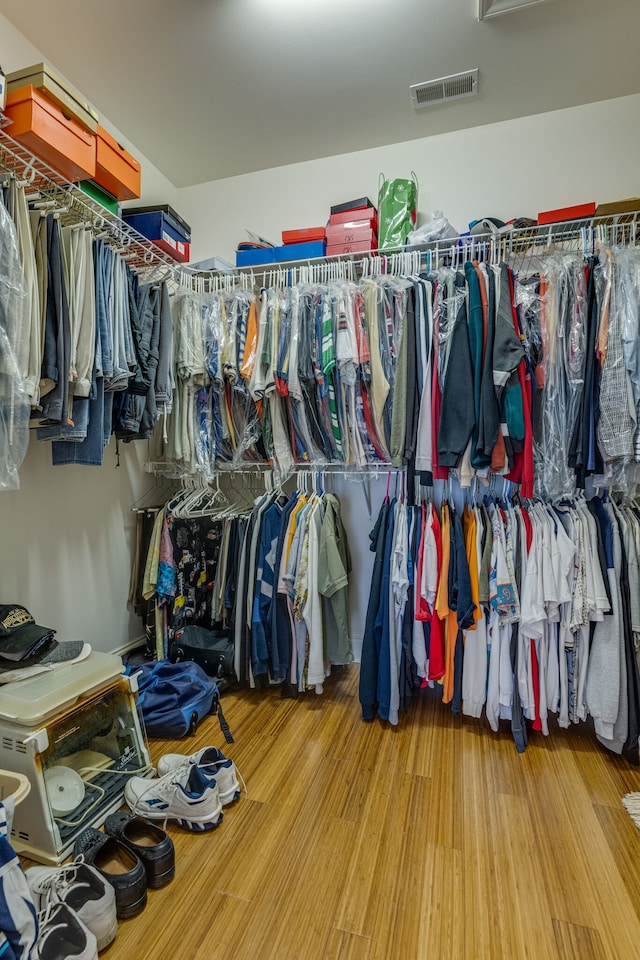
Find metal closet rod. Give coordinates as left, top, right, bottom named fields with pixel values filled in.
left=144, top=460, right=400, bottom=479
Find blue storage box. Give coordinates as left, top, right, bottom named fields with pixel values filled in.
left=123, top=210, right=188, bottom=245
left=124, top=204, right=191, bottom=241
left=235, top=240, right=327, bottom=268
left=276, top=241, right=326, bottom=262
left=123, top=210, right=190, bottom=263
left=236, top=247, right=278, bottom=268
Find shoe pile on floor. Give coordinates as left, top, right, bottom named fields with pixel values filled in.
left=7, top=745, right=241, bottom=960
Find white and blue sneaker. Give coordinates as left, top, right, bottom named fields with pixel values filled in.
left=27, top=858, right=117, bottom=952
left=124, top=762, right=223, bottom=832
left=157, top=746, right=242, bottom=806
left=37, top=901, right=98, bottom=960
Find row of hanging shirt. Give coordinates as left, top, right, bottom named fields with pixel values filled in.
left=150, top=245, right=640, bottom=504
left=528, top=249, right=640, bottom=499
left=151, top=278, right=411, bottom=477
left=150, top=263, right=524, bottom=483
left=0, top=177, right=175, bottom=485
left=235, top=476, right=353, bottom=693
left=133, top=474, right=353, bottom=693
left=360, top=488, right=640, bottom=761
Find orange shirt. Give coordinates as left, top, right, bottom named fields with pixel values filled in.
left=463, top=506, right=481, bottom=630
left=240, top=300, right=259, bottom=380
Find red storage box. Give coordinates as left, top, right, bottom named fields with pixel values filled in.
left=327, top=240, right=376, bottom=256
left=5, top=85, right=96, bottom=182
left=94, top=125, right=141, bottom=201
left=537, top=202, right=596, bottom=225
left=282, top=227, right=326, bottom=244
left=154, top=235, right=190, bottom=263
left=325, top=224, right=377, bottom=246
left=330, top=196, right=374, bottom=216
left=329, top=207, right=378, bottom=229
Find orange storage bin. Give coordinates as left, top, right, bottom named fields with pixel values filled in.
left=94, top=125, right=141, bottom=201
left=5, top=85, right=95, bottom=182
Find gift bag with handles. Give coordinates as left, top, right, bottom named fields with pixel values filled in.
left=378, top=172, right=419, bottom=250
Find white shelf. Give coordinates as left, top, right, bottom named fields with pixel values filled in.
left=0, top=119, right=181, bottom=275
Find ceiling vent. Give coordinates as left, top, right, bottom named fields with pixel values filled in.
left=410, top=70, right=478, bottom=110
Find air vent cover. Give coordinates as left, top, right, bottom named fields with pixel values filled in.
left=410, top=69, right=478, bottom=110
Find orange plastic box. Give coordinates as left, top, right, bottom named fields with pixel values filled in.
left=537, top=202, right=596, bottom=226
left=94, top=125, right=141, bottom=201
left=282, top=227, right=326, bottom=245
left=5, top=85, right=96, bottom=182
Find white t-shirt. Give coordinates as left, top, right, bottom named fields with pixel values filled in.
left=303, top=501, right=328, bottom=689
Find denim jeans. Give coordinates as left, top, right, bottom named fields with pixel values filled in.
left=51, top=377, right=105, bottom=466
left=37, top=394, right=90, bottom=441
left=103, top=389, right=114, bottom=447
left=109, top=256, right=132, bottom=391
left=38, top=216, right=71, bottom=425
left=94, top=238, right=113, bottom=381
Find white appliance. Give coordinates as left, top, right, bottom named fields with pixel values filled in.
left=0, top=652, right=152, bottom=864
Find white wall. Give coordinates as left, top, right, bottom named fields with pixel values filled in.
left=0, top=13, right=177, bottom=652
left=179, top=92, right=640, bottom=263
left=177, top=91, right=640, bottom=654
left=0, top=440, right=149, bottom=652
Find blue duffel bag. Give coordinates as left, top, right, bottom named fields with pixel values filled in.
left=130, top=660, right=233, bottom=742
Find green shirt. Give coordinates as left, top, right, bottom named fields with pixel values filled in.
left=318, top=494, right=353, bottom=665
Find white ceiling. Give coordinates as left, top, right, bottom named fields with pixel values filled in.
left=1, top=0, right=639, bottom=188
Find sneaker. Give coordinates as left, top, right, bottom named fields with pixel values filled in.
left=125, top=761, right=223, bottom=831
left=27, top=859, right=117, bottom=952
left=37, top=901, right=98, bottom=960
left=157, top=746, right=241, bottom=805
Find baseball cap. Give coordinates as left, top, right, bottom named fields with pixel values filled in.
left=469, top=217, right=506, bottom=236
left=0, top=605, right=56, bottom=663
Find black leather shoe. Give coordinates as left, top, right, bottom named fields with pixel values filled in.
left=104, top=812, right=175, bottom=889
left=73, top=827, right=147, bottom=919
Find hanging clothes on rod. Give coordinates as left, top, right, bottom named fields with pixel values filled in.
left=241, top=474, right=354, bottom=693
left=359, top=487, right=640, bottom=764
left=0, top=176, right=175, bottom=481
left=0, top=193, right=31, bottom=491
left=134, top=472, right=354, bottom=697
left=133, top=479, right=252, bottom=660
left=151, top=242, right=640, bottom=505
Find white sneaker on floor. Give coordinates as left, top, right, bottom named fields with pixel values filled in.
left=37, top=901, right=98, bottom=960
left=157, top=746, right=241, bottom=806
left=125, top=761, right=223, bottom=831
left=27, top=859, right=117, bottom=952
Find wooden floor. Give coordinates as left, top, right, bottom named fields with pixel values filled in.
left=108, top=665, right=640, bottom=960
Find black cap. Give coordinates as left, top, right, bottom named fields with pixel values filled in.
left=0, top=605, right=56, bottom=663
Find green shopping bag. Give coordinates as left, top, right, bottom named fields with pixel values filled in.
left=378, top=172, right=419, bottom=250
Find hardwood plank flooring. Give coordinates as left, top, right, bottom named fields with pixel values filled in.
left=101, top=665, right=640, bottom=960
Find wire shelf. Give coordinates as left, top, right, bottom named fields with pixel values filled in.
left=0, top=123, right=181, bottom=275
left=186, top=209, right=640, bottom=291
